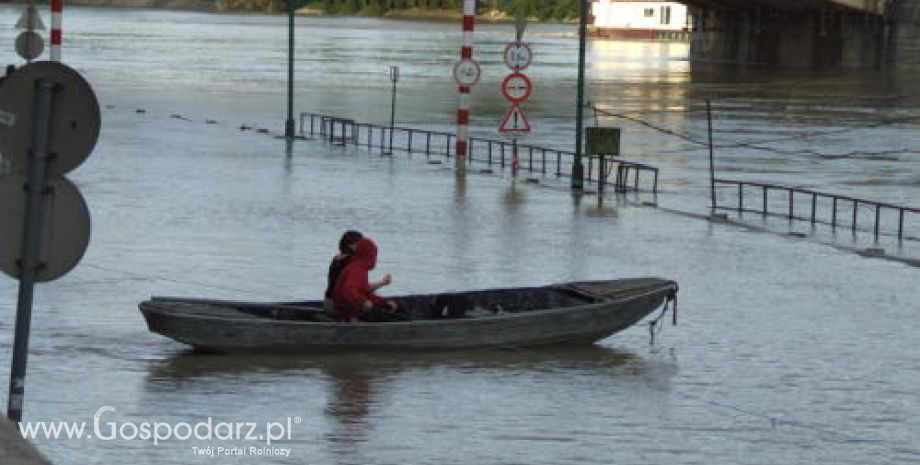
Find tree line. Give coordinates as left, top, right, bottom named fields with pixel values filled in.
left=215, top=0, right=580, bottom=21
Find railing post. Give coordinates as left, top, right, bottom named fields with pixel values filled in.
left=542, top=149, right=546, bottom=174
left=852, top=200, right=858, bottom=231
left=426, top=132, right=431, bottom=156
left=556, top=152, right=562, bottom=176
left=874, top=205, right=881, bottom=239
left=501, top=143, right=506, bottom=168
left=634, top=167, right=639, bottom=192
left=380, top=126, right=385, bottom=154
left=788, top=189, right=794, bottom=219
left=528, top=146, right=533, bottom=172
left=738, top=183, right=743, bottom=212
left=408, top=130, right=413, bottom=154
left=832, top=197, right=837, bottom=227
left=811, top=193, right=817, bottom=223
left=653, top=169, right=658, bottom=194
left=898, top=209, right=904, bottom=241
left=587, top=156, right=593, bottom=182
left=762, top=186, right=768, bottom=215
left=446, top=134, right=452, bottom=159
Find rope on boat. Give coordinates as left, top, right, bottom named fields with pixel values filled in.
left=649, top=283, right=679, bottom=345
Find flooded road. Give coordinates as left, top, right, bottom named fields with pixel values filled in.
left=0, top=7, right=918, bottom=465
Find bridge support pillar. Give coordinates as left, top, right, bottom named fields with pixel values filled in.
left=891, top=0, right=920, bottom=68
left=688, top=4, right=916, bottom=69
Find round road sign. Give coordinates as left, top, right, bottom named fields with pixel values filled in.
left=0, top=61, right=100, bottom=176
left=453, top=59, right=481, bottom=87
left=501, top=72, right=532, bottom=104
left=0, top=175, right=91, bottom=282
left=503, top=42, right=532, bottom=71
left=15, top=31, right=44, bottom=61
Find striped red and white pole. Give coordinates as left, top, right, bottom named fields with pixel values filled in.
left=50, top=0, right=63, bottom=61
left=454, top=0, right=476, bottom=173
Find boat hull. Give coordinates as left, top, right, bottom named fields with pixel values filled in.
left=139, top=278, right=677, bottom=353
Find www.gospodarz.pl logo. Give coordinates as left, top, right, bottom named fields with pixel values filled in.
left=18, top=405, right=302, bottom=451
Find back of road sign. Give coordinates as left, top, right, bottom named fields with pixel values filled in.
left=15, top=4, right=45, bottom=31
left=15, top=31, right=44, bottom=61
left=0, top=61, right=100, bottom=176
left=0, top=176, right=91, bottom=282
left=586, top=127, right=621, bottom=156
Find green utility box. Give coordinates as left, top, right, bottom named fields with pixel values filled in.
left=585, top=127, right=621, bottom=156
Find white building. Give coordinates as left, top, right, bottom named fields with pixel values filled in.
left=590, top=0, right=692, bottom=41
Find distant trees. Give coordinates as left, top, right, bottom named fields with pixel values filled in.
left=215, top=0, right=285, bottom=13
left=214, top=0, right=579, bottom=20
left=506, top=0, right=579, bottom=21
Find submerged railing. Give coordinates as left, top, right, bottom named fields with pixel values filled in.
left=713, top=178, right=919, bottom=241
left=299, top=112, right=660, bottom=194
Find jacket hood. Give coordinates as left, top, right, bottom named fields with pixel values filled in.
left=351, top=237, right=377, bottom=270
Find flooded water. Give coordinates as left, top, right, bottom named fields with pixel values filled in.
left=0, top=6, right=918, bottom=465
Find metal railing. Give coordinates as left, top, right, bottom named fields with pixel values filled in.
left=300, top=112, right=660, bottom=194
left=713, top=178, right=919, bottom=241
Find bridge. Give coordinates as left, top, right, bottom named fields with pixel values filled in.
left=682, top=0, right=920, bottom=69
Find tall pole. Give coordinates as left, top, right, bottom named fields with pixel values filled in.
left=707, top=100, right=715, bottom=210
left=50, top=0, right=61, bottom=62
left=7, top=80, right=55, bottom=423
left=455, top=0, right=477, bottom=175
left=284, top=3, right=295, bottom=139
left=387, top=66, right=398, bottom=155
left=572, top=0, right=587, bottom=190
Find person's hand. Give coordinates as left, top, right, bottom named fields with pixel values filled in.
left=362, top=300, right=373, bottom=311
left=386, top=300, right=398, bottom=311
left=380, top=274, right=392, bottom=286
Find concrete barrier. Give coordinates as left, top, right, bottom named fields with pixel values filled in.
left=0, top=418, right=51, bottom=465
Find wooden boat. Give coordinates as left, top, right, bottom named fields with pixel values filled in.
left=138, top=278, right=678, bottom=353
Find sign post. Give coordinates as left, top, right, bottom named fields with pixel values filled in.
left=453, top=0, right=478, bottom=175
left=0, top=62, right=99, bottom=422
left=6, top=79, right=54, bottom=424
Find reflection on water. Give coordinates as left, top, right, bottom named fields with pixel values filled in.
left=144, top=346, right=663, bottom=460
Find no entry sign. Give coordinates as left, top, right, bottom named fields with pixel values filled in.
left=501, top=73, right=532, bottom=104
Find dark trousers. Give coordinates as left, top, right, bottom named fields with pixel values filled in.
left=358, top=306, right=410, bottom=322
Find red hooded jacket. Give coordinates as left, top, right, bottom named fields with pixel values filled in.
left=331, top=238, right=387, bottom=321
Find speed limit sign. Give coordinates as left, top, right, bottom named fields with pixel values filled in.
left=503, top=42, right=532, bottom=71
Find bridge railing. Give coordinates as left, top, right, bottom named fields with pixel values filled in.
left=300, top=111, right=660, bottom=194
left=713, top=178, right=919, bottom=241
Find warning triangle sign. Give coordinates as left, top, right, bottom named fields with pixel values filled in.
left=499, top=105, right=530, bottom=133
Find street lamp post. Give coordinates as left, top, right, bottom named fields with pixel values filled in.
left=385, top=66, right=399, bottom=155
left=284, top=0, right=297, bottom=139
left=572, top=0, right=588, bottom=190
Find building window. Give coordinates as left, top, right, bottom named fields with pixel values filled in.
left=661, top=6, right=672, bottom=24
left=644, top=8, right=654, bottom=17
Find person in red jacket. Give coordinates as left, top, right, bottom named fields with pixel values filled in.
left=331, top=237, right=401, bottom=322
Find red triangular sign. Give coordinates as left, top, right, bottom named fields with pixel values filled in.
left=499, top=105, right=530, bottom=133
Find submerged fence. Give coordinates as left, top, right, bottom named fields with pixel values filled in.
left=300, top=112, right=660, bottom=194
left=713, top=178, right=919, bottom=241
